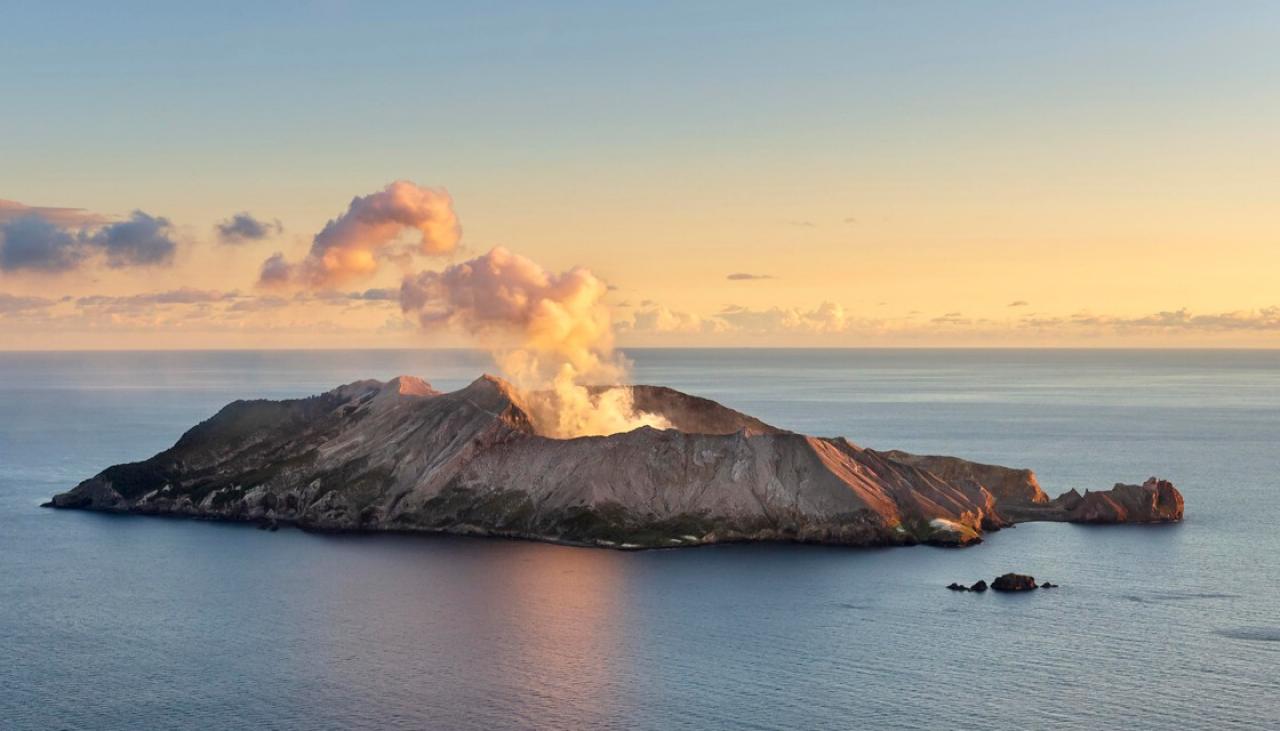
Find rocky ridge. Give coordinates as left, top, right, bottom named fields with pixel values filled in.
left=45, top=374, right=1184, bottom=549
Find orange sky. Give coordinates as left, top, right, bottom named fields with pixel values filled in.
left=1, top=4, right=1277, bottom=349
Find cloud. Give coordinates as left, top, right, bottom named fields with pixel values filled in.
left=0, top=199, right=108, bottom=227
left=349, top=287, right=397, bottom=301
left=258, top=252, right=292, bottom=286
left=1022, top=307, right=1280, bottom=333
left=0, top=292, right=56, bottom=315
left=216, top=213, right=281, bottom=244
left=0, top=209, right=176, bottom=272
left=0, top=215, right=85, bottom=272
left=74, top=288, right=233, bottom=309
left=726, top=272, right=776, bottom=281
left=227, top=295, right=290, bottom=312
left=787, top=220, right=816, bottom=228
left=260, top=181, right=460, bottom=289
left=1125, top=307, right=1280, bottom=331
left=621, top=304, right=724, bottom=334
left=931, top=312, right=971, bottom=325
left=717, top=302, right=852, bottom=334
left=86, top=211, right=177, bottom=267
left=1008, top=300, right=1029, bottom=307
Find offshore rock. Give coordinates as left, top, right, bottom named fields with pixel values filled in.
left=46, top=374, right=1185, bottom=550
left=991, top=573, right=1039, bottom=592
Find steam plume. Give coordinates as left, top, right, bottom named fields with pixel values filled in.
left=400, top=247, right=668, bottom=437
left=261, top=181, right=459, bottom=288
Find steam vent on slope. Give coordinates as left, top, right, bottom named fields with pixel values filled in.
left=46, top=375, right=1184, bottom=549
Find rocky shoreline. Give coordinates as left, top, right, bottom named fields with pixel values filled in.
left=45, top=375, right=1184, bottom=550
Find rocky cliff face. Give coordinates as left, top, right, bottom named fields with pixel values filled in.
left=46, top=375, right=1184, bottom=549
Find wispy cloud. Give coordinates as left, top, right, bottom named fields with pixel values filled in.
left=726, top=272, right=775, bottom=281
left=74, top=288, right=234, bottom=309
left=0, top=292, right=56, bottom=315
left=1007, top=300, right=1029, bottom=307
left=931, top=312, right=971, bottom=325
left=1022, top=307, right=1280, bottom=332
left=0, top=200, right=108, bottom=227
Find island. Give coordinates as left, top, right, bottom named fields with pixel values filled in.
left=45, top=375, right=1184, bottom=549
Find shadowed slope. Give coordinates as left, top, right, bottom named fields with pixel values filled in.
left=47, top=374, right=1183, bottom=549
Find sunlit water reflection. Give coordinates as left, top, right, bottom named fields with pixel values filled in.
left=2, top=349, right=1277, bottom=729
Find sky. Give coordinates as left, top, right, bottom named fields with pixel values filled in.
left=1, top=0, right=1278, bottom=349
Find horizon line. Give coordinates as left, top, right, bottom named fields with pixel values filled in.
left=2, top=345, right=1279, bottom=354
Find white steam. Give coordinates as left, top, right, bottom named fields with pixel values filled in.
left=400, top=246, right=669, bottom=437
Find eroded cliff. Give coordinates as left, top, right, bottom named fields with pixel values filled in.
left=46, top=375, right=1184, bottom=548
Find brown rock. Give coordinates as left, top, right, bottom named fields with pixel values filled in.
left=1065, top=478, right=1184, bottom=523
left=991, top=573, right=1038, bottom=591
left=42, top=374, right=1185, bottom=551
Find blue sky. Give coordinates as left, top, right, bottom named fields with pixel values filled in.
left=1, top=2, right=1278, bottom=348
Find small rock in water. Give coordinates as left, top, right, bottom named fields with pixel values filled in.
left=1041, top=581, right=1058, bottom=588
left=970, top=580, right=988, bottom=592
left=992, top=573, right=1039, bottom=591
left=946, top=582, right=968, bottom=591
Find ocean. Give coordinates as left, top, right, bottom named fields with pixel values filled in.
left=1, top=349, right=1277, bottom=730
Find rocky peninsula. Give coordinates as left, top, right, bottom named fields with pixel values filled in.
left=45, top=375, right=1184, bottom=549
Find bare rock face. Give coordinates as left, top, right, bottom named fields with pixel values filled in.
left=1064, top=478, right=1184, bottom=523
left=991, top=573, right=1039, bottom=592
left=44, top=374, right=1185, bottom=550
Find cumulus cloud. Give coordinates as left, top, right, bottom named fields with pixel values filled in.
left=726, top=272, right=776, bottom=281
left=258, top=252, right=292, bottom=286
left=620, top=303, right=724, bottom=334
left=0, top=209, right=176, bottom=272
left=260, top=181, right=460, bottom=289
left=0, top=215, right=85, bottom=272
left=216, top=213, right=281, bottom=244
left=86, top=211, right=177, bottom=267
left=717, top=302, right=852, bottom=334
left=400, top=247, right=667, bottom=437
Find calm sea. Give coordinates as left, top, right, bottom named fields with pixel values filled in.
left=2, top=349, right=1277, bottom=730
